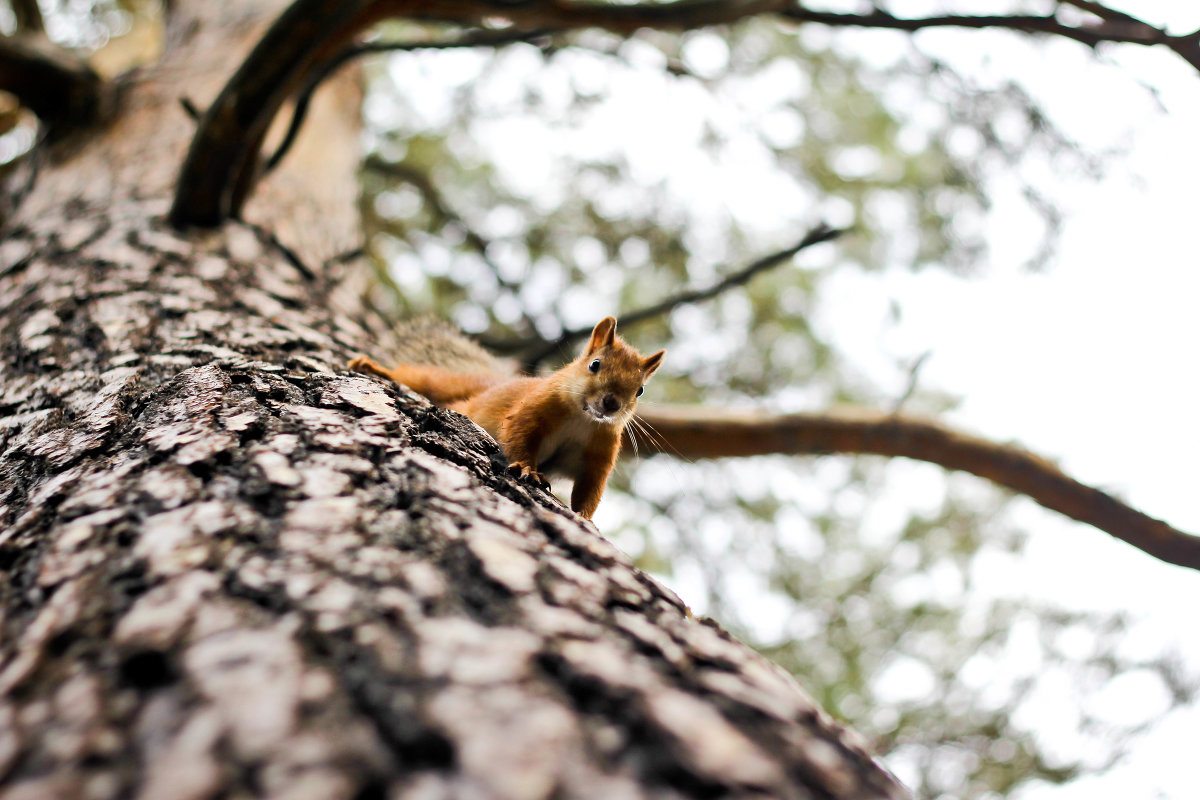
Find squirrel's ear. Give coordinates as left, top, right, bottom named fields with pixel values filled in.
left=641, top=349, right=665, bottom=377
left=586, top=316, right=618, bottom=355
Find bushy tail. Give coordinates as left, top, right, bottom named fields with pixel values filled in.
left=394, top=318, right=515, bottom=376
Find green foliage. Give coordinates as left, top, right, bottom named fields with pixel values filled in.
left=358, top=14, right=1192, bottom=799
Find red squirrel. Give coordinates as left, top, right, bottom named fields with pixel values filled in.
left=348, top=317, right=664, bottom=519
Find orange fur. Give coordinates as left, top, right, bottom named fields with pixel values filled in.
left=348, top=317, right=665, bottom=519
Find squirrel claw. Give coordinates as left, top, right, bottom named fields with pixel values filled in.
left=347, top=356, right=393, bottom=382
left=507, top=463, right=549, bottom=490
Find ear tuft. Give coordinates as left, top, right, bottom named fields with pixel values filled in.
left=642, top=349, right=665, bottom=377
left=586, top=316, right=618, bottom=355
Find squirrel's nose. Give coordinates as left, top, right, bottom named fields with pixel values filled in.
left=602, top=394, right=621, bottom=414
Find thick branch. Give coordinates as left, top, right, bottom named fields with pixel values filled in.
left=1168, top=31, right=1200, bottom=73
left=268, top=28, right=555, bottom=173
left=10, top=0, right=45, bottom=34
left=630, top=405, right=1200, bottom=572
left=169, top=0, right=378, bottom=226
left=0, top=35, right=106, bottom=135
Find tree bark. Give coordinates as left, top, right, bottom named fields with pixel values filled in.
left=0, top=2, right=905, bottom=798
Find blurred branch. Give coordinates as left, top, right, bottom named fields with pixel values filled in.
left=391, top=0, right=1164, bottom=47
left=171, top=0, right=374, bottom=227
left=10, top=0, right=45, bottom=34
left=0, top=89, right=19, bottom=136
left=1056, top=1, right=1146, bottom=26
left=780, top=2, right=1199, bottom=73
left=1172, top=31, right=1200, bottom=73
left=442, top=1, right=1194, bottom=70
left=614, top=225, right=843, bottom=334
left=363, top=154, right=541, bottom=333
left=178, top=95, right=201, bottom=120
left=630, top=405, right=1200, bottom=572
left=0, top=35, right=108, bottom=136
left=487, top=226, right=844, bottom=367
left=776, top=5, right=1168, bottom=49
left=266, top=27, right=556, bottom=174
left=890, top=350, right=931, bottom=413
left=172, top=0, right=1199, bottom=227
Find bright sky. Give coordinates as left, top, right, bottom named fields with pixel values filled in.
left=375, top=4, right=1199, bottom=795
left=816, top=4, right=1200, bottom=797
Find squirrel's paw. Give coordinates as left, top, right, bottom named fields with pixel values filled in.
left=507, top=463, right=550, bottom=490
left=347, top=356, right=392, bottom=380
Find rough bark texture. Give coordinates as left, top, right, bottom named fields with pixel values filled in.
left=0, top=1, right=907, bottom=798
left=0, top=200, right=905, bottom=800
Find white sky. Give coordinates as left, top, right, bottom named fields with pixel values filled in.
left=376, top=4, right=1200, bottom=795
left=815, top=5, right=1200, bottom=797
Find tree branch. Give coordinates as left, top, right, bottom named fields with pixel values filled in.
left=0, top=35, right=107, bottom=136
left=172, top=0, right=1197, bottom=228
left=169, top=0, right=378, bottom=227
left=609, top=225, right=842, bottom=336
left=1056, top=1, right=1144, bottom=25
left=386, top=1, right=1181, bottom=53
left=629, top=405, right=1200, bottom=572
left=267, top=28, right=556, bottom=174
left=483, top=226, right=843, bottom=367
left=363, top=154, right=543, bottom=333
left=10, top=0, right=44, bottom=34
left=776, top=6, right=1170, bottom=50
left=1167, top=30, right=1200, bottom=74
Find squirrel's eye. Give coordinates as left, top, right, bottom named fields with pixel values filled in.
left=636, top=386, right=644, bottom=397
left=589, top=359, right=601, bottom=373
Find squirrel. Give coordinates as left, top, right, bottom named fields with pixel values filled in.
left=348, top=317, right=665, bottom=519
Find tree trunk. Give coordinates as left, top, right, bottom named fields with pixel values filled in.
left=0, top=2, right=905, bottom=798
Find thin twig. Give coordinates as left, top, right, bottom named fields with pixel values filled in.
left=1056, top=1, right=1146, bottom=26
left=778, top=5, right=1171, bottom=49
left=362, top=155, right=542, bottom=335
left=617, top=225, right=843, bottom=330
left=890, top=350, right=931, bottom=414
left=390, top=0, right=1181, bottom=53
left=495, top=225, right=844, bottom=367
left=179, top=96, right=201, bottom=121
left=323, top=246, right=366, bottom=270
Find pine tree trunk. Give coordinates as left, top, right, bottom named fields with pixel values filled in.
left=0, top=2, right=906, bottom=798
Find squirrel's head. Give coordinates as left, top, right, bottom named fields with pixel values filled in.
left=569, top=316, right=665, bottom=425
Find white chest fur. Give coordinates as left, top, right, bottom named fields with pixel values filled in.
left=536, top=414, right=598, bottom=478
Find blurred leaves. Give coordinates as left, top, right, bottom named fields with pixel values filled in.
left=0, top=0, right=161, bottom=199
left=355, top=11, right=1194, bottom=800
